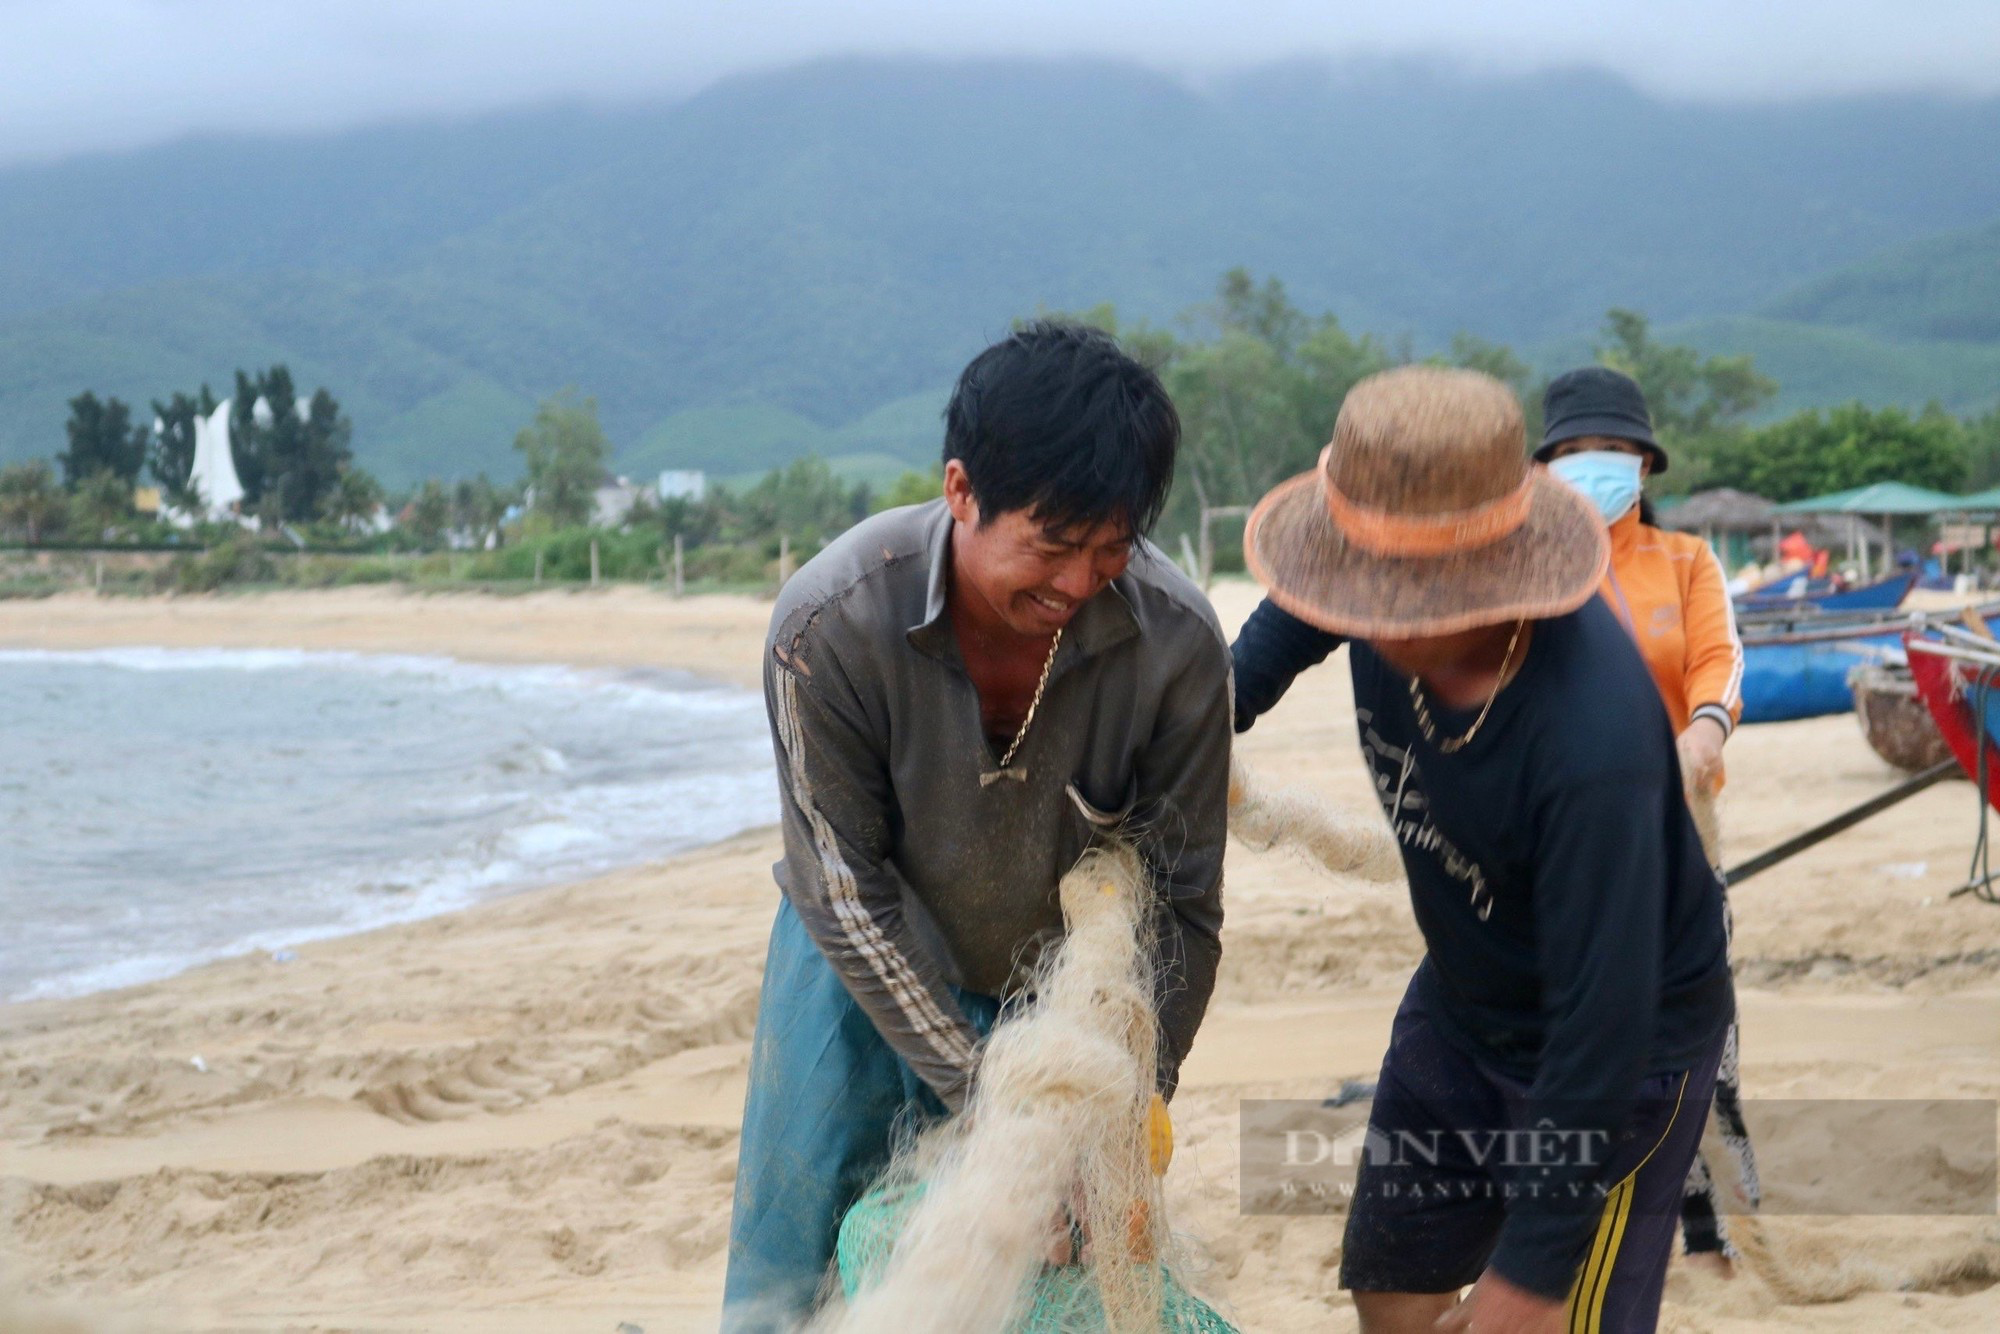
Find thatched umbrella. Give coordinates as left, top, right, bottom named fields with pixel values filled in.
left=1658, top=488, right=1775, bottom=530
left=1656, top=489, right=1779, bottom=568
left=1658, top=488, right=1775, bottom=540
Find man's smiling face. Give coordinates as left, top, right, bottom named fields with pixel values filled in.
left=943, top=458, right=1133, bottom=639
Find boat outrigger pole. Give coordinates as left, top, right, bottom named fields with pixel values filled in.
left=1723, top=759, right=1959, bottom=886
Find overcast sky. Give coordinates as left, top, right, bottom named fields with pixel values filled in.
left=4, top=0, right=1998, bottom=166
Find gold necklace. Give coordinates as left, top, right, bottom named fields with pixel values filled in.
left=994, top=626, right=1063, bottom=772
left=1407, top=619, right=1525, bottom=754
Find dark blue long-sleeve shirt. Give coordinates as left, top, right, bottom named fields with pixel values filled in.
left=1232, top=595, right=1734, bottom=1299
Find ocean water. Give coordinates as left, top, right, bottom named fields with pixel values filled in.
left=0, top=647, right=777, bottom=1002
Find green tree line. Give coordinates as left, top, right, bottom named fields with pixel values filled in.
left=0, top=365, right=376, bottom=547
left=12, top=270, right=2000, bottom=575
left=1069, top=269, right=1999, bottom=519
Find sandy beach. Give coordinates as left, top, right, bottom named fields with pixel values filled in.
left=3, top=584, right=1997, bottom=1332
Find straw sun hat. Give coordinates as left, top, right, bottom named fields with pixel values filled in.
left=1243, top=365, right=1610, bottom=639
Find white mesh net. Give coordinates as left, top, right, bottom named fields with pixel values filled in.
left=820, top=846, right=1233, bottom=1334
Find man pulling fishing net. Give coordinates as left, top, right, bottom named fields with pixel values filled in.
left=1233, top=367, right=1736, bottom=1334
left=722, top=322, right=1233, bottom=1333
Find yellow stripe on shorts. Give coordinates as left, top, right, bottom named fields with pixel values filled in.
left=1562, top=1072, right=1693, bottom=1334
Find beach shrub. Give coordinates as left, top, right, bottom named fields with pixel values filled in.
left=684, top=543, right=774, bottom=586
left=333, top=557, right=403, bottom=585
left=468, top=527, right=670, bottom=582
left=0, top=572, right=66, bottom=599
left=274, top=552, right=404, bottom=587
left=165, top=539, right=278, bottom=592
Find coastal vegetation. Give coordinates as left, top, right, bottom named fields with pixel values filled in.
left=11, top=270, right=2000, bottom=597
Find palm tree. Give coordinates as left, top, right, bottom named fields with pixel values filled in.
left=321, top=465, right=386, bottom=533
left=403, top=480, right=452, bottom=548
left=0, top=461, right=68, bottom=544
left=69, top=469, right=134, bottom=539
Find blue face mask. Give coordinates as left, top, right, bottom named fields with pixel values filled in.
left=1547, top=450, right=1643, bottom=523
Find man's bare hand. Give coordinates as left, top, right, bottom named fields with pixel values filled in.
left=1434, top=1270, right=1567, bottom=1334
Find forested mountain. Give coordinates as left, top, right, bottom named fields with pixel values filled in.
left=1762, top=219, right=2000, bottom=344
left=4, top=58, right=1998, bottom=484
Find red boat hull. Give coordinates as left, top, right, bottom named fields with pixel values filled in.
left=1906, top=631, right=2000, bottom=812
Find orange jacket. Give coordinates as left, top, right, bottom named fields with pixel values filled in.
left=1598, top=510, right=1745, bottom=751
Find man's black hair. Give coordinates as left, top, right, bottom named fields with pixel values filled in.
left=943, top=320, right=1178, bottom=537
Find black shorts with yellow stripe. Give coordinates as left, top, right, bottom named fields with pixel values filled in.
left=1340, top=983, right=1725, bottom=1334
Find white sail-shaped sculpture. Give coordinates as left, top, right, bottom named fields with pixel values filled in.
left=189, top=399, right=245, bottom=518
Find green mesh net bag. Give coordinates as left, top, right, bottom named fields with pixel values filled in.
left=836, top=1180, right=1238, bottom=1334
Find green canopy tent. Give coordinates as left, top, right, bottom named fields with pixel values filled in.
left=1948, top=484, right=2000, bottom=513
left=1774, top=482, right=1966, bottom=579
left=1932, top=485, right=2000, bottom=571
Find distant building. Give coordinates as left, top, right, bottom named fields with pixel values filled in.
left=593, top=476, right=652, bottom=528
left=350, top=505, right=392, bottom=537
left=658, top=470, right=707, bottom=502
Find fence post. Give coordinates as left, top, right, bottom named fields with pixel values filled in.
left=778, top=533, right=792, bottom=588
left=589, top=539, right=601, bottom=587
left=1196, top=505, right=1251, bottom=591
left=534, top=550, right=543, bottom=585
left=94, top=559, right=104, bottom=593
left=673, top=534, right=685, bottom=597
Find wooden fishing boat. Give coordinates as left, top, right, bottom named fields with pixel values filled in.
left=1737, top=570, right=1916, bottom=616
left=1905, top=622, right=2000, bottom=809
left=1741, top=611, right=1910, bottom=724
left=1742, top=599, right=2000, bottom=725
left=1738, top=569, right=1833, bottom=602
left=1849, top=661, right=1953, bottom=771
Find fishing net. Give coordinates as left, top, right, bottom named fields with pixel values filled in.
left=819, top=846, right=1237, bottom=1334
left=1227, top=756, right=1402, bottom=882
left=1688, top=787, right=1724, bottom=868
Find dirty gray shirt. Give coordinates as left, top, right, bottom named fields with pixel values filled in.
left=764, top=499, right=1231, bottom=1112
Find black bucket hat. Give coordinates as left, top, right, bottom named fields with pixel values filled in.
left=1534, top=366, right=1667, bottom=475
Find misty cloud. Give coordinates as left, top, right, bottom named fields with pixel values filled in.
left=3, top=0, right=1999, bottom=165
